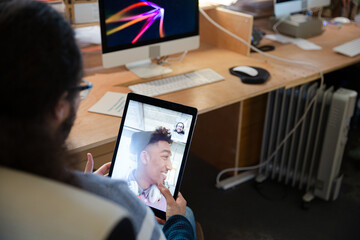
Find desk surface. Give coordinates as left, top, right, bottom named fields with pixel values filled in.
left=68, top=23, right=360, bottom=152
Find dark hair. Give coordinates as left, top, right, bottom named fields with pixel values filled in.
left=0, top=0, right=82, bottom=121
left=174, top=122, right=185, bottom=134
left=149, top=127, right=173, bottom=145
left=0, top=0, right=82, bottom=187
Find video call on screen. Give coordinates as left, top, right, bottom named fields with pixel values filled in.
left=111, top=100, right=193, bottom=211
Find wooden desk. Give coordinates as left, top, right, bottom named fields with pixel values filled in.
left=68, top=43, right=283, bottom=169
left=252, top=21, right=360, bottom=87
left=68, top=21, right=360, bottom=172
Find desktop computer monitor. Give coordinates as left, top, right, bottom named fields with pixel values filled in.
left=307, top=0, right=331, bottom=9
left=98, top=0, right=199, bottom=72
left=274, top=0, right=306, bottom=16
left=274, top=0, right=330, bottom=16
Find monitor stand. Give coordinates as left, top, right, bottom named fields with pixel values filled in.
left=125, top=59, right=172, bottom=79
left=270, top=14, right=324, bottom=38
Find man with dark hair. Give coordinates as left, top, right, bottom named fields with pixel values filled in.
left=173, top=122, right=186, bottom=142
left=0, top=1, right=194, bottom=239
left=174, top=122, right=185, bottom=135
left=128, top=127, right=173, bottom=211
left=0, top=0, right=83, bottom=186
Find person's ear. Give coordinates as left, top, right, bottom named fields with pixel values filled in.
left=54, top=92, right=70, bottom=122
left=140, top=150, right=150, bottom=165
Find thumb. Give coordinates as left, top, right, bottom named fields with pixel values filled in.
left=84, top=153, right=94, bottom=173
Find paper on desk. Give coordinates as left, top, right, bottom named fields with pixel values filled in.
left=75, top=26, right=101, bottom=47
left=292, top=38, right=322, bottom=50
left=265, top=34, right=294, bottom=43
left=265, top=34, right=322, bottom=50
left=88, top=92, right=127, bottom=117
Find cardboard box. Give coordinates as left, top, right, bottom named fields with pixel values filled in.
left=64, top=0, right=99, bottom=25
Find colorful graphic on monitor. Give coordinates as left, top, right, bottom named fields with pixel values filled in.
left=106, top=1, right=164, bottom=44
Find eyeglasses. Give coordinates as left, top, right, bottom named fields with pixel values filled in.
left=70, top=79, right=93, bottom=100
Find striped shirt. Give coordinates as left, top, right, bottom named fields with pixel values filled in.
left=73, top=171, right=194, bottom=240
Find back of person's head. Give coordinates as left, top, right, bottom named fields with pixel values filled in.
left=0, top=0, right=82, bottom=185
left=0, top=0, right=82, bottom=122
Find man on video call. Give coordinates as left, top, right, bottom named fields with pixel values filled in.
left=128, top=127, right=173, bottom=211
left=174, top=122, right=185, bottom=135
left=173, top=122, right=186, bottom=142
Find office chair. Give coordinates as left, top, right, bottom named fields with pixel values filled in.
left=0, top=167, right=135, bottom=240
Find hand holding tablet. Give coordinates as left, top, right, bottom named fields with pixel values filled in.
left=109, top=93, right=197, bottom=220
left=158, top=183, right=187, bottom=220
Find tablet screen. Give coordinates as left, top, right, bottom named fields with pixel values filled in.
left=110, top=94, right=197, bottom=217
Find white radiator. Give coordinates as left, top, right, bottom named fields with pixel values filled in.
left=256, top=83, right=357, bottom=201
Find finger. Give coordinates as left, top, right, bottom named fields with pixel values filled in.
left=84, top=153, right=94, bottom=173
left=94, top=162, right=111, bottom=176
left=158, top=183, right=175, bottom=203
left=155, top=217, right=166, bottom=225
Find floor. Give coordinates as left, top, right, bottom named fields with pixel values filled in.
left=181, top=64, right=360, bottom=240
left=182, top=144, right=360, bottom=240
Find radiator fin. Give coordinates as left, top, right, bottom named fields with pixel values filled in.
left=257, top=84, right=356, bottom=201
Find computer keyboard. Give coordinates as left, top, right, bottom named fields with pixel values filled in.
left=128, top=68, right=224, bottom=97
left=333, top=38, right=360, bottom=57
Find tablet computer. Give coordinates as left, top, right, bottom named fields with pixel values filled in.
left=109, top=93, right=197, bottom=219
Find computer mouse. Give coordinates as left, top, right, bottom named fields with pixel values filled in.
left=229, top=66, right=270, bottom=84
left=332, top=17, right=351, bottom=24
left=232, top=66, right=258, bottom=77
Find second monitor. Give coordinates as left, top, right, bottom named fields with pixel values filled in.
left=273, top=0, right=330, bottom=38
